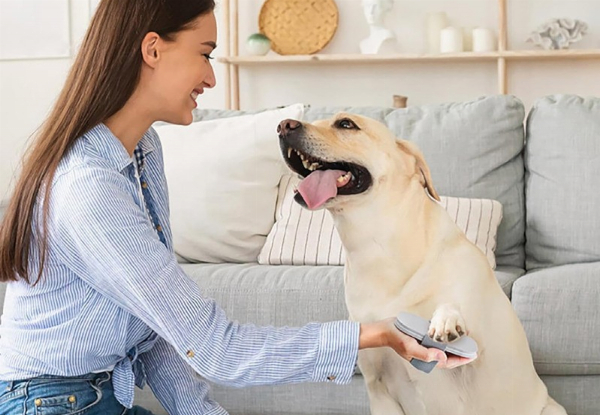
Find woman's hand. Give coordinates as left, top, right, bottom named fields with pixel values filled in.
left=358, top=317, right=476, bottom=369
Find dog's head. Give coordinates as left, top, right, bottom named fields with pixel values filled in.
left=277, top=113, right=440, bottom=210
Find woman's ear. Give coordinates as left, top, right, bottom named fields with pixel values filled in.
left=141, top=32, right=161, bottom=68
left=396, top=140, right=441, bottom=201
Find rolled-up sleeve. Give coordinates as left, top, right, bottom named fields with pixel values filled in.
left=51, top=166, right=360, bottom=388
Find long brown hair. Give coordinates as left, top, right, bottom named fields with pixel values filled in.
left=0, top=0, right=215, bottom=284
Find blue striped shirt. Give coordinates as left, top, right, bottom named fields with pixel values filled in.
left=0, top=123, right=360, bottom=414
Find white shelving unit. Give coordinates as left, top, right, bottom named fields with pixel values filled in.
left=218, top=0, right=600, bottom=110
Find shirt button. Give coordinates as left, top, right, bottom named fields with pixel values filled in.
left=156, top=225, right=163, bottom=232
left=35, top=398, right=42, bottom=406
left=68, top=395, right=76, bottom=403
left=186, top=350, right=195, bottom=358
left=141, top=182, right=148, bottom=189
left=327, top=375, right=336, bottom=381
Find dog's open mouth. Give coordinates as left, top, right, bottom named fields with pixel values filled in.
left=283, top=145, right=372, bottom=209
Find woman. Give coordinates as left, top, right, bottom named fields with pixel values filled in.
left=0, top=1, right=473, bottom=414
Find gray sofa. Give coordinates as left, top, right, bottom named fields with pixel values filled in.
left=1, top=94, right=598, bottom=414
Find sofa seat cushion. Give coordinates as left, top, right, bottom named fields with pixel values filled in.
left=134, top=374, right=370, bottom=415
left=541, top=375, right=600, bottom=415
left=511, top=262, right=600, bottom=375
left=181, top=263, right=523, bottom=325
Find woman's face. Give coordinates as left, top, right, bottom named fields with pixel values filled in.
left=151, top=12, right=217, bottom=125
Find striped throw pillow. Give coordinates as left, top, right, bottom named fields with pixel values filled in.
left=258, top=175, right=503, bottom=269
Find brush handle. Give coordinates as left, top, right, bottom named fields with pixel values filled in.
left=409, top=334, right=447, bottom=374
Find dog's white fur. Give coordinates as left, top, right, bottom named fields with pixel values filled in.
left=286, top=114, right=567, bottom=415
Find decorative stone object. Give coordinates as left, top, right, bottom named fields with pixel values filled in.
left=360, top=0, right=398, bottom=54
left=246, top=33, right=271, bottom=56
left=527, top=18, right=588, bottom=50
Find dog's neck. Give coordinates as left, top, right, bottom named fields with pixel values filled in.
left=329, top=176, right=441, bottom=292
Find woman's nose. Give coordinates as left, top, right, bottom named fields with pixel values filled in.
left=204, top=63, right=216, bottom=89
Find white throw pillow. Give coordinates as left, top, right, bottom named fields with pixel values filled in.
left=158, top=104, right=304, bottom=263
left=259, top=175, right=503, bottom=269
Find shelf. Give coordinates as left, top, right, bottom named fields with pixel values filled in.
left=218, top=49, right=600, bottom=65
left=501, top=49, right=600, bottom=60
left=221, top=0, right=598, bottom=109
left=218, top=52, right=500, bottom=65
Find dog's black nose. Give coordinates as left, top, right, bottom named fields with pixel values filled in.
left=278, top=119, right=302, bottom=137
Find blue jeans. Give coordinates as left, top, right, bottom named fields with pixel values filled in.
left=0, top=372, right=154, bottom=415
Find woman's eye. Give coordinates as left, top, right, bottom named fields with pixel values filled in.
left=338, top=119, right=357, bottom=129
left=203, top=54, right=214, bottom=60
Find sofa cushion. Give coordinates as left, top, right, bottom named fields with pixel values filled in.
left=182, top=263, right=523, bottom=325
left=541, top=375, right=600, bottom=415
left=157, top=104, right=304, bottom=263
left=511, top=262, right=600, bottom=376
left=385, top=95, right=526, bottom=269
left=134, top=375, right=370, bottom=415
left=182, top=264, right=350, bottom=325
left=525, top=94, right=600, bottom=270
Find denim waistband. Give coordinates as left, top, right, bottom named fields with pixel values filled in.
left=1, top=371, right=111, bottom=392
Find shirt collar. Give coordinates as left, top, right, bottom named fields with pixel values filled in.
left=85, top=123, right=156, bottom=172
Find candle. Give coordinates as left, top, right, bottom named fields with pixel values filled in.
left=472, top=27, right=496, bottom=52
left=463, top=27, right=473, bottom=51
left=440, top=27, right=464, bottom=53
left=425, top=12, right=449, bottom=54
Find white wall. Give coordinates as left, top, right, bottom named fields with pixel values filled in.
left=1, top=0, right=599, bottom=200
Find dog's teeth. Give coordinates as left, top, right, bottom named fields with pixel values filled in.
left=287, top=148, right=292, bottom=158
left=337, top=172, right=353, bottom=183
left=310, top=162, right=319, bottom=171
left=302, top=159, right=311, bottom=169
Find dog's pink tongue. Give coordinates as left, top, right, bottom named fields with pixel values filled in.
left=297, top=170, right=347, bottom=209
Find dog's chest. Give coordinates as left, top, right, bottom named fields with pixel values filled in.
left=360, top=349, right=473, bottom=415
left=344, top=256, right=441, bottom=315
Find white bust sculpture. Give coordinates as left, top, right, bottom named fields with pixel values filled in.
left=360, top=0, right=397, bottom=54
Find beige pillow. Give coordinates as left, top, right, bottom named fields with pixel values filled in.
left=258, top=175, right=503, bottom=268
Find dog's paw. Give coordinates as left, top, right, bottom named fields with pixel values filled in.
left=428, top=304, right=467, bottom=343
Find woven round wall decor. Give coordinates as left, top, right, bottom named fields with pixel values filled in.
left=258, top=0, right=339, bottom=55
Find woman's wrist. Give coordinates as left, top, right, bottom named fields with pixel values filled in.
left=358, top=320, right=390, bottom=350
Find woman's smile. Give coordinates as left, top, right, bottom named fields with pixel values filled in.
left=190, top=88, right=203, bottom=107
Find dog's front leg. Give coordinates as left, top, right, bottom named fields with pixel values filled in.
left=364, top=381, right=406, bottom=415
left=428, top=303, right=467, bottom=343
left=359, top=351, right=408, bottom=415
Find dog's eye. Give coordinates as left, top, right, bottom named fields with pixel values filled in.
left=337, top=119, right=358, bottom=130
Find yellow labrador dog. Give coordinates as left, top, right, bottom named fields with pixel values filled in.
left=277, top=114, right=567, bottom=415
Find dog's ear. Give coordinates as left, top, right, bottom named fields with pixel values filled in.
left=396, top=140, right=441, bottom=201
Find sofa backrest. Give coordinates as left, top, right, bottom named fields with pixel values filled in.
left=190, top=96, right=528, bottom=269
left=525, top=95, right=600, bottom=270
left=302, top=96, right=526, bottom=269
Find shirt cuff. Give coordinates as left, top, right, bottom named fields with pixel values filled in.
left=312, top=321, right=360, bottom=384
